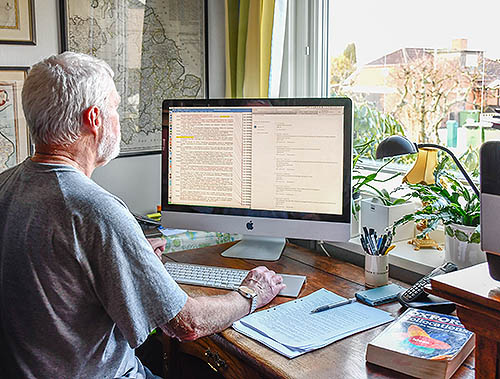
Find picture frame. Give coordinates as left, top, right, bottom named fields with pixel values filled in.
left=0, top=0, right=36, bottom=45
left=0, top=67, right=31, bottom=173
left=59, top=0, right=208, bottom=157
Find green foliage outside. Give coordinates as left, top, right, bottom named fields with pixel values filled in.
left=330, top=43, right=356, bottom=93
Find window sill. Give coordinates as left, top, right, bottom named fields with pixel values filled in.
left=324, top=237, right=445, bottom=283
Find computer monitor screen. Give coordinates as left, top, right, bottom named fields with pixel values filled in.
left=161, top=98, right=352, bottom=260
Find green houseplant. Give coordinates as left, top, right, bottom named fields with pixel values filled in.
left=392, top=161, right=484, bottom=268
left=351, top=106, right=412, bottom=238
left=352, top=140, right=403, bottom=211
left=351, top=139, right=409, bottom=238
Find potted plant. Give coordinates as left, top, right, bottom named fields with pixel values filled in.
left=360, top=186, right=417, bottom=242
left=352, top=139, right=416, bottom=240
left=392, top=168, right=484, bottom=268
left=351, top=105, right=414, bottom=238
left=351, top=140, right=400, bottom=237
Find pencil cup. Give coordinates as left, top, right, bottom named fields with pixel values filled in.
left=364, top=254, right=389, bottom=288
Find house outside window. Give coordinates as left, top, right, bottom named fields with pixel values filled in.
left=328, top=0, right=500, bottom=175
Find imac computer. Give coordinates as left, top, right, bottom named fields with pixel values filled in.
left=161, top=98, right=352, bottom=261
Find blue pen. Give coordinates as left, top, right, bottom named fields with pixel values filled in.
left=310, top=298, right=356, bottom=314
left=378, top=234, right=387, bottom=254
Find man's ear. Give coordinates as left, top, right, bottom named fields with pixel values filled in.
left=82, top=106, right=102, bottom=136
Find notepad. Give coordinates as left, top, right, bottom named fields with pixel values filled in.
left=232, top=288, right=394, bottom=358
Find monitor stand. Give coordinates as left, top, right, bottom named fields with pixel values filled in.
left=221, top=235, right=286, bottom=261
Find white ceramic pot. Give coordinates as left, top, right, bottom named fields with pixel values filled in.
left=444, top=223, right=486, bottom=269
left=360, top=197, right=417, bottom=242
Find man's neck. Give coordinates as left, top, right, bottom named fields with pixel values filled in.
left=31, top=145, right=96, bottom=177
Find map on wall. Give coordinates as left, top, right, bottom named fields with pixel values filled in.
left=0, top=0, right=18, bottom=29
left=64, top=0, right=206, bottom=155
left=0, top=70, right=30, bottom=173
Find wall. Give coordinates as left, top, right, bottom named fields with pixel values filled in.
left=1, top=0, right=225, bottom=214
left=93, top=1, right=225, bottom=214
left=0, top=0, right=59, bottom=65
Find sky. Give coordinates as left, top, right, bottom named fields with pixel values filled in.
left=329, top=0, right=500, bottom=65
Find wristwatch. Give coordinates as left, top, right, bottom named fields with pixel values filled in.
left=237, top=285, right=258, bottom=314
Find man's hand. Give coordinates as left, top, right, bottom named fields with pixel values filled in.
left=147, top=237, right=166, bottom=259
left=240, top=266, right=285, bottom=309
left=162, top=268, right=285, bottom=341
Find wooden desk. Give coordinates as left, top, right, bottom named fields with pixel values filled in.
left=429, top=263, right=500, bottom=379
left=162, top=242, right=475, bottom=378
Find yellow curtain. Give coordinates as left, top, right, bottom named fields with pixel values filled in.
left=225, top=0, right=277, bottom=98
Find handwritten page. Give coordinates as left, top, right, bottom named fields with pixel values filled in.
left=233, top=288, right=394, bottom=358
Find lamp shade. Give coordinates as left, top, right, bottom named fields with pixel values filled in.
left=375, top=135, right=418, bottom=159
left=403, top=148, right=438, bottom=185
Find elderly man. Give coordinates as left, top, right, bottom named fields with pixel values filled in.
left=0, top=52, right=284, bottom=378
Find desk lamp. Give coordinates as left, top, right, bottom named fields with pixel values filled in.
left=376, top=135, right=479, bottom=197
left=376, top=135, right=479, bottom=250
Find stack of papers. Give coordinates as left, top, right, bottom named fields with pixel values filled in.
left=233, top=288, right=394, bottom=358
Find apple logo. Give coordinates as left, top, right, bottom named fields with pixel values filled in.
left=246, top=220, right=254, bottom=231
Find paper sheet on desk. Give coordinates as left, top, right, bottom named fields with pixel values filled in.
left=232, top=288, right=394, bottom=358
left=158, top=226, right=187, bottom=237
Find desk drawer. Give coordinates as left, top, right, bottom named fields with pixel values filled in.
left=168, top=335, right=264, bottom=379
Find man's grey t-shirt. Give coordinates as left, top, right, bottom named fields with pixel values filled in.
left=0, top=160, right=187, bottom=378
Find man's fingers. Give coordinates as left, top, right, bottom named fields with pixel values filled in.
left=147, top=237, right=166, bottom=251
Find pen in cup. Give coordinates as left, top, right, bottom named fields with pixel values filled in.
left=361, top=227, right=395, bottom=256
left=310, top=298, right=356, bottom=314
left=384, top=245, right=396, bottom=255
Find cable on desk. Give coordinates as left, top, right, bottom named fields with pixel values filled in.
left=317, top=240, right=331, bottom=257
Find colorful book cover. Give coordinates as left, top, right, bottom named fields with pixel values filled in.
left=371, top=308, right=473, bottom=359
left=367, top=308, right=475, bottom=378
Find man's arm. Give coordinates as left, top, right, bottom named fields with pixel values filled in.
left=161, top=266, right=285, bottom=341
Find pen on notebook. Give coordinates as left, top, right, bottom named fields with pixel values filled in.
left=310, top=298, right=356, bottom=314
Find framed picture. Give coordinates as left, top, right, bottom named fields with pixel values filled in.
left=0, top=0, right=36, bottom=45
left=0, top=67, right=31, bottom=173
left=59, top=0, right=208, bottom=157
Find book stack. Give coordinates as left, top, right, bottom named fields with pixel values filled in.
left=366, top=308, right=475, bottom=378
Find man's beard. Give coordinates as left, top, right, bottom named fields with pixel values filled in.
left=97, top=116, right=120, bottom=165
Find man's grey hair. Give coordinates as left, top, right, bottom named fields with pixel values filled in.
left=22, top=52, right=115, bottom=146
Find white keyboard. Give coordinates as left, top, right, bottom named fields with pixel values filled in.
left=164, top=261, right=306, bottom=298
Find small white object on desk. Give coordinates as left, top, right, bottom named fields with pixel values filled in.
left=158, top=226, right=187, bottom=237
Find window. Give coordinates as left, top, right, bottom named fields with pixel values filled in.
left=328, top=0, right=500, bottom=175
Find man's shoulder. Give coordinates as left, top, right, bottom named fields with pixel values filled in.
left=58, top=170, right=128, bottom=216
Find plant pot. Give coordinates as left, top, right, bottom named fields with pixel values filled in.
left=360, top=198, right=416, bottom=242
left=445, top=223, right=485, bottom=269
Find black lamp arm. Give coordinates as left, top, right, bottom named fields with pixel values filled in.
left=418, top=143, right=479, bottom=197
